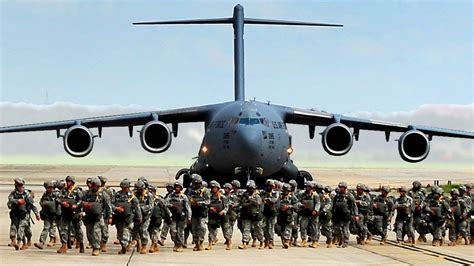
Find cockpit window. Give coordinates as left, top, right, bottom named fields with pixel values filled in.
left=239, top=117, right=261, bottom=125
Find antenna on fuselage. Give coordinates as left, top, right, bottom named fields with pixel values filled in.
left=133, top=4, right=342, bottom=102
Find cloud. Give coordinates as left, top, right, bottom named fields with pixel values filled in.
left=0, top=102, right=472, bottom=166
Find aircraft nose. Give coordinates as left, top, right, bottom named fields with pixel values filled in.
left=234, top=128, right=262, bottom=164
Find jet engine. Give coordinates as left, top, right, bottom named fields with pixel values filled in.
left=398, top=130, right=430, bottom=163
left=321, top=123, right=353, bottom=156
left=140, top=121, right=172, bottom=153
left=63, top=125, right=94, bottom=157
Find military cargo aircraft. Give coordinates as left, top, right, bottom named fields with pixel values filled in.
left=1, top=5, right=473, bottom=187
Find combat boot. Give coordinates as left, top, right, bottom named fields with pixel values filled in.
left=118, top=245, right=127, bottom=254
left=86, top=243, right=92, bottom=249
left=75, top=239, right=80, bottom=249
left=439, top=238, right=445, bottom=246
left=136, top=240, right=142, bottom=252
left=463, top=236, right=469, bottom=245
left=205, top=243, right=213, bottom=250
left=11, top=239, right=19, bottom=250
left=251, top=239, right=257, bottom=247
left=264, top=240, right=269, bottom=248
left=292, top=239, right=300, bottom=247
left=432, top=239, right=439, bottom=246
left=310, top=241, right=319, bottom=248
left=114, top=239, right=120, bottom=245
left=193, top=241, right=199, bottom=251
left=140, top=244, right=147, bottom=254
left=268, top=240, right=273, bottom=249
left=79, top=242, right=85, bottom=253
left=258, top=241, right=264, bottom=249
left=148, top=243, right=155, bottom=253
left=418, top=234, right=427, bottom=243
left=380, top=237, right=386, bottom=245
left=34, top=242, right=44, bottom=250
left=198, top=241, right=204, bottom=251
left=27, top=239, right=32, bottom=247
left=301, top=239, right=307, bottom=247
left=366, top=235, right=372, bottom=243
left=57, top=243, right=67, bottom=253
left=238, top=241, right=247, bottom=249
left=327, top=241, right=333, bottom=248
left=226, top=240, right=232, bottom=250
left=100, top=241, right=107, bottom=252
left=92, top=248, right=100, bottom=256
left=282, top=238, right=289, bottom=249
left=448, top=240, right=456, bottom=246
left=20, top=241, right=28, bottom=250
left=153, top=243, right=160, bottom=252
left=175, top=244, right=184, bottom=252
left=47, top=237, right=56, bottom=247
left=456, top=236, right=463, bottom=244
left=158, top=238, right=165, bottom=246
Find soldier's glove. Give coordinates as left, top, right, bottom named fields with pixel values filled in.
left=17, top=198, right=26, bottom=205
left=219, top=210, right=226, bottom=216
left=311, top=210, right=319, bottom=217
left=62, top=201, right=70, bottom=208
left=107, top=218, right=113, bottom=225
left=353, top=215, right=360, bottom=222
left=210, top=207, right=217, bottom=213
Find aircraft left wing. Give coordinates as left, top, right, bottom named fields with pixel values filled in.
left=276, top=105, right=473, bottom=162
left=0, top=103, right=223, bottom=157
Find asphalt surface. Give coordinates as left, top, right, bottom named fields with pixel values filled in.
left=0, top=165, right=473, bottom=265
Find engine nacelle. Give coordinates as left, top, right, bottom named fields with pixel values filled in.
left=398, top=130, right=430, bottom=163
left=63, top=125, right=94, bottom=157
left=321, top=123, right=353, bottom=156
left=140, top=121, right=172, bottom=153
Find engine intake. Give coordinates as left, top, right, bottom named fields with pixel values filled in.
left=398, top=130, right=430, bottom=163
left=63, top=125, right=94, bottom=157
left=321, top=123, right=353, bottom=156
left=140, top=121, right=172, bottom=153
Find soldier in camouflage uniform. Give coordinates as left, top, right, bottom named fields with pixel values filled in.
left=148, top=185, right=171, bottom=253
left=112, top=179, right=142, bottom=255
left=288, top=179, right=301, bottom=246
left=186, top=174, right=210, bottom=251
left=298, top=181, right=320, bottom=248
left=231, top=180, right=243, bottom=235
left=57, top=175, right=84, bottom=254
left=277, top=183, right=298, bottom=249
left=82, top=177, right=112, bottom=256
left=354, top=183, right=371, bottom=245
left=206, top=181, right=231, bottom=250
left=223, top=183, right=239, bottom=247
left=34, top=181, right=60, bottom=249
left=133, top=180, right=154, bottom=254
left=319, top=186, right=333, bottom=248
left=332, top=181, right=358, bottom=248
left=408, top=181, right=427, bottom=243
left=238, top=180, right=263, bottom=249
left=447, top=188, right=469, bottom=246
left=458, top=185, right=472, bottom=244
left=260, top=179, right=279, bottom=249
left=7, top=178, right=40, bottom=250
left=424, top=187, right=450, bottom=246
left=167, top=181, right=192, bottom=252
left=370, top=185, right=393, bottom=245
left=97, top=176, right=114, bottom=252
left=158, top=182, right=175, bottom=246
left=394, top=186, right=415, bottom=246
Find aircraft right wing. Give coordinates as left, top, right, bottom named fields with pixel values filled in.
left=0, top=102, right=225, bottom=157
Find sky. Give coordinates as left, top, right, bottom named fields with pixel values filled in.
left=1, top=1, right=472, bottom=113
left=0, top=1, right=473, bottom=167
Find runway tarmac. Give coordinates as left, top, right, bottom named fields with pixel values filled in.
left=0, top=164, right=472, bottom=265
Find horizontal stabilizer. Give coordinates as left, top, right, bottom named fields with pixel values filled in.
left=244, top=18, right=343, bottom=27
left=133, top=18, right=233, bottom=25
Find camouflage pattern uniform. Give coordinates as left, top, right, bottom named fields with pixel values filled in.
left=7, top=178, right=40, bottom=250
left=260, top=180, right=279, bottom=248
left=394, top=186, right=415, bottom=245
left=370, top=186, right=393, bottom=244
left=112, top=179, right=142, bottom=255
left=224, top=182, right=240, bottom=244
left=288, top=179, right=301, bottom=246
left=277, top=183, right=298, bottom=248
left=206, top=181, right=231, bottom=250
left=332, top=181, right=358, bottom=248
left=354, top=183, right=371, bottom=245
left=458, top=185, right=472, bottom=243
left=186, top=174, right=210, bottom=251
left=424, top=187, right=450, bottom=246
left=298, top=182, right=320, bottom=248
left=238, top=180, right=263, bottom=249
left=35, top=181, right=61, bottom=249
left=133, top=180, right=154, bottom=254
left=408, top=181, right=427, bottom=242
left=159, top=183, right=175, bottom=245
left=148, top=187, right=171, bottom=253
left=167, top=181, right=192, bottom=252
left=57, top=176, right=84, bottom=253
left=82, top=177, right=112, bottom=256
left=97, top=176, right=114, bottom=251
left=319, top=186, right=333, bottom=247
left=446, top=189, right=469, bottom=245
